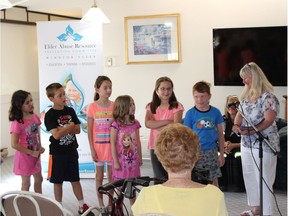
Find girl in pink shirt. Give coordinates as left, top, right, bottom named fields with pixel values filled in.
left=87, top=76, right=114, bottom=209
left=9, top=90, right=45, bottom=193
left=110, top=95, right=142, bottom=208
left=145, top=77, right=184, bottom=183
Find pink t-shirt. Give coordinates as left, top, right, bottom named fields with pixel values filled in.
left=87, top=101, right=114, bottom=161
left=146, top=103, right=184, bottom=149
left=110, top=120, right=141, bottom=180
left=10, top=114, right=42, bottom=176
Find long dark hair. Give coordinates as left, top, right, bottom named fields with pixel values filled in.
left=9, top=90, right=31, bottom=124
left=149, top=77, right=178, bottom=114
left=94, top=76, right=112, bottom=101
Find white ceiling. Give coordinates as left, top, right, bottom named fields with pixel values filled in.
left=10, top=0, right=92, bottom=18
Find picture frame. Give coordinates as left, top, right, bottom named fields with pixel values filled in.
left=124, top=13, right=181, bottom=64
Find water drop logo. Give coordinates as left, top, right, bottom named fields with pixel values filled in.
left=57, top=25, right=83, bottom=42
left=63, top=74, right=88, bottom=133
left=40, top=74, right=88, bottom=133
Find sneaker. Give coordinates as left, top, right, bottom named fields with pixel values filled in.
left=97, top=207, right=109, bottom=216
left=99, top=206, right=106, bottom=213
left=106, top=205, right=113, bottom=213
left=78, top=203, right=89, bottom=214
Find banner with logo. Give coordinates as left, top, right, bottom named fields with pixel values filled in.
left=37, top=21, right=103, bottom=177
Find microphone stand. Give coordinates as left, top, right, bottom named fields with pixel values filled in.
left=236, top=108, right=279, bottom=216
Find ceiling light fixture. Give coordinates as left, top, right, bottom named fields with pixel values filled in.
left=0, top=0, right=29, bottom=10
left=0, top=0, right=13, bottom=10
left=81, top=0, right=110, bottom=24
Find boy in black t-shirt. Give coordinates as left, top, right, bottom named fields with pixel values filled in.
left=44, top=82, right=89, bottom=214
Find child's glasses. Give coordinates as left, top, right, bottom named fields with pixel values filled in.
left=158, top=87, right=173, bottom=92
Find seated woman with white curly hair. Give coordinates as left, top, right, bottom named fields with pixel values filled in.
left=132, top=123, right=228, bottom=216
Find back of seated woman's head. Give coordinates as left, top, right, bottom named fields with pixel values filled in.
left=155, top=123, right=200, bottom=173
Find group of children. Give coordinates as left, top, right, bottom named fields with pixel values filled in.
left=145, top=77, right=225, bottom=187
left=9, top=75, right=225, bottom=214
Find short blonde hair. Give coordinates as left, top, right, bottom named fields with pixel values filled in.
left=155, top=123, right=200, bottom=173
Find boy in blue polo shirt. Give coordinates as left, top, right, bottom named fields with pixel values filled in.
left=183, top=81, right=225, bottom=187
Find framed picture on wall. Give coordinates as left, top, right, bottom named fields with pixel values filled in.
left=124, top=13, right=181, bottom=64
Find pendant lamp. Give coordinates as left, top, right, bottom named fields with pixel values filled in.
left=0, top=0, right=13, bottom=10
left=81, top=0, right=110, bottom=24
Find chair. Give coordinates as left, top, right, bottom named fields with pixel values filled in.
left=0, top=191, right=74, bottom=216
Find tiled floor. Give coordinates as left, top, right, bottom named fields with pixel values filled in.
left=1, top=156, right=287, bottom=216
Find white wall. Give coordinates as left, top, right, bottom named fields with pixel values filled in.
left=1, top=23, right=40, bottom=156
left=1, top=0, right=287, bottom=158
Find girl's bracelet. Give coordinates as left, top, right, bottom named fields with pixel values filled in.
left=233, top=124, right=240, bottom=127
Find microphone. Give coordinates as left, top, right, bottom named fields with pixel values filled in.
left=226, top=101, right=240, bottom=108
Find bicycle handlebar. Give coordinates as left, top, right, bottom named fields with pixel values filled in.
left=98, top=176, right=152, bottom=194
left=98, top=178, right=126, bottom=192
left=98, top=168, right=209, bottom=195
